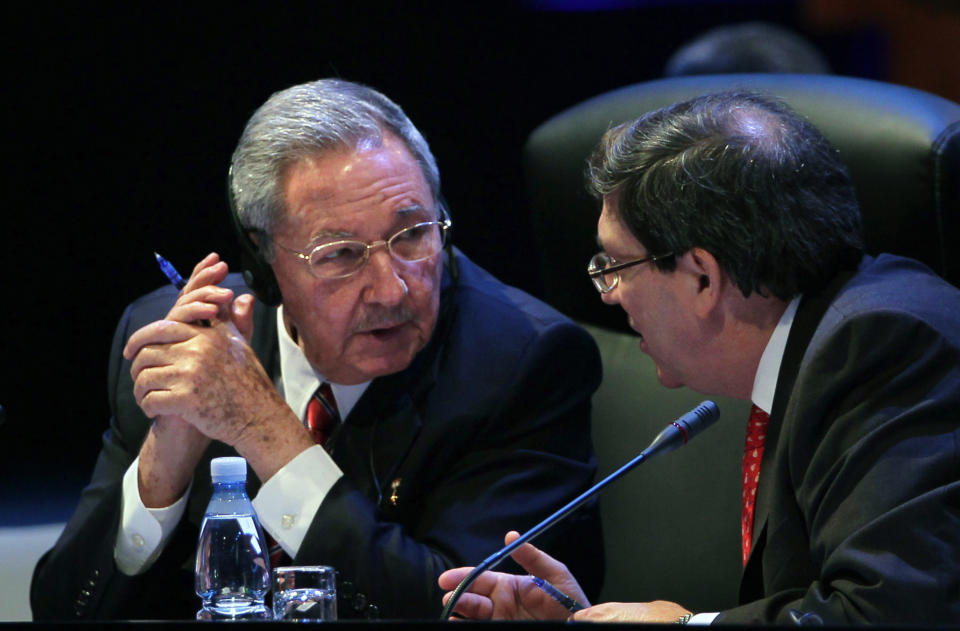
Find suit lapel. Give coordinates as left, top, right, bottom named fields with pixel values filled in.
left=326, top=263, right=457, bottom=504
left=742, top=265, right=859, bottom=590
left=324, top=332, right=445, bottom=506
left=333, top=379, right=424, bottom=502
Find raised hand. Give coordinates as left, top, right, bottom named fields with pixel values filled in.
left=124, top=309, right=281, bottom=446
left=127, top=253, right=308, bottom=505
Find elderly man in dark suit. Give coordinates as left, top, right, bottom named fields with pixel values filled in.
left=440, top=91, right=960, bottom=625
left=31, top=79, right=603, bottom=620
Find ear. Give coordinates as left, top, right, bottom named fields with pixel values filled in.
left=674, top=247, right=725, bottom=317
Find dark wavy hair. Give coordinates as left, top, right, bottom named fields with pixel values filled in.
left=587, top=91, right=864, bottom=300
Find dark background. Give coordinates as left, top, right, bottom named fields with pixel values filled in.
left=2, top=0, right=958, bottom=523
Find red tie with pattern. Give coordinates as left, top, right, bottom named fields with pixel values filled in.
left=268, top=383, right=340, bottom=568
left=741, top=404, right=770, bottom=566
left=306, top=382, right=339, bottom=447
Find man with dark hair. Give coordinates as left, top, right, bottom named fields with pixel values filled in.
left=440, top=91, right=960, bottom=624
left=32, top=79, right=604, bottom=620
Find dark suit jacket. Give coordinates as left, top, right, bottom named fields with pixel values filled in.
left=31, top=250, right=604, bottom=620
left=716, top=255, right=960, bottom=624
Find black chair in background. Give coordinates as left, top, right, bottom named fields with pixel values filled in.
left=522, top=74, right=960, bottom=611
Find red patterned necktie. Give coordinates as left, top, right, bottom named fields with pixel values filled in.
left=741, top=404, right=770, bottom=566
left=269, top=383, right=340, bottom=568
left=305, top=382, right=339, bottom=447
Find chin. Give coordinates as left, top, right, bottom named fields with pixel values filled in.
left=654, top=365, right=685, bottom=390
left=352, top=336, right=426, bottom=380
left=354, top=354, right=418, bottom=381
left=316, top=323, right=432, bottom=384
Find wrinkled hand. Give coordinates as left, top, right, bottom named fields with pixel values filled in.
left=439, top=531, right=590, bottom=620
left=571, top=600, right=691, bottom=623
left=126, top=253, right=267, bottom=442
left=139, top=253, right=240, bottom=454
left=124, top=307, right=282, bottom=446
left=126, top=253, right=311, bottom=485
left=131, top=252, right=261, bottom=505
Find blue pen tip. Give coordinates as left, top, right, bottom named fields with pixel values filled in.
left=154, top=252, right=187, bottom=290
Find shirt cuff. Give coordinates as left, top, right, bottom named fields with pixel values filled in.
left=689, top=612, right=720, bottom=625
left=252, top=445, right=343, bottom=560
left=114, top=456, right=191, bottom=575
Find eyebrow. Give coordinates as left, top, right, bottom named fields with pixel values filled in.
left=386, top=204, right=434, bottom=233
left=396, top=204, right=433, bottom=218
left=304, top=204, right=434, bottom=249
left=306, top=230, right=353, bottom=248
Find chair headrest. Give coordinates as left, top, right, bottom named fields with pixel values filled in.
left=525, top=73, right=960, bottom=332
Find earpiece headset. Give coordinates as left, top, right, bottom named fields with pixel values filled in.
left=227, top=164, right=460, bottom=308
left=227, top=165, right=284, bottom=306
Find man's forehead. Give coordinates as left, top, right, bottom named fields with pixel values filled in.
left=597, top=203, right=647, bottom=258
left=282, top=139, right=431, bottom=213
left=596, top=201, right=621, bottom=246
left=287, top=132, right=416, bottom=183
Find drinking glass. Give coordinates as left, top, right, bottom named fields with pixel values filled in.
left=272, top=565, right=337, bottom=621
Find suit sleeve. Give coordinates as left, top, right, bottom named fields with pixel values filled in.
left=295, top=319, right=604, bottom=619
left=31, top=297, right=200, bottom=620
left=717, top=309, right=960, bottom=624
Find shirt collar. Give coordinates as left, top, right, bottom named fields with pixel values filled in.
left=276, top=305, right=370, bottom=421
left=750, top=295, right=801, bottom=415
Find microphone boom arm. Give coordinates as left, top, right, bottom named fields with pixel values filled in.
left=439, top=400, right=720, bottom=619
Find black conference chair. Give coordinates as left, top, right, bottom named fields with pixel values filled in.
left=523, top=74, right=960, bottom=612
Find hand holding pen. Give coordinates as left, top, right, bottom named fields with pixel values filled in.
left=128, top=252, right=261, bottom=423
left=529, top=576, right=585, bottom=613
left=153, top=252, right=253, bottom=331
left=122, top=252, right=243, bottom=509
left=128, top=252, right=299, bottom=493
left=439, top=530, right=591, bottom=620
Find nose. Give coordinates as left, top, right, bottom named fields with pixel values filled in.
left=362, top=246, right=408, bottom=306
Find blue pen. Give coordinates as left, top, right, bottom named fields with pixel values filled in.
left=154, top=252, right=212, bottom=326
left=530, top=576, right=585, bottom=613
left=154, top=252, right=187, bottom=290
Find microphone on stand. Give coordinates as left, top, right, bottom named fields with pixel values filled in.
left=440, top=400, right=721, bottom=619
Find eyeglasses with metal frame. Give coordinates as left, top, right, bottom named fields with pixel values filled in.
left=277, top=218, right=452, bottom=280
left=587, top=251, right=674, bottom=293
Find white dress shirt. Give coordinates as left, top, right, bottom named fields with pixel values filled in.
left=114, top=306, right=370, bottom=575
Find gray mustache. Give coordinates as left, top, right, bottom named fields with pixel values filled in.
left=354, top=306, right=416, bottom=331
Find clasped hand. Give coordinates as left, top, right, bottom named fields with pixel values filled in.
left=122, top=253, right=282, bottom=447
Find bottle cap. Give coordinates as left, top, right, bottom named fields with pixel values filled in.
left=210, top=456, right=247, bottom=482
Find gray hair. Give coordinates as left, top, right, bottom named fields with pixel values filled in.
left=230, top=78, right=442, bottom=260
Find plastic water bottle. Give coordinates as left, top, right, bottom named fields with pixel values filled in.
left=195, top=456, right=271, bottom=620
